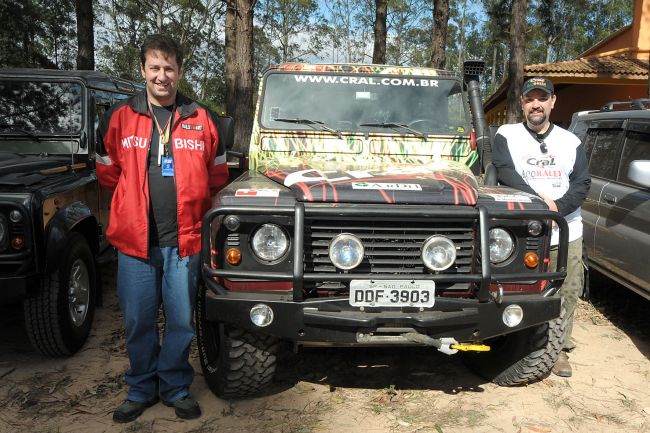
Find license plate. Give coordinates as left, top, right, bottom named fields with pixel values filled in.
left=349, top=280, right=435, bottom=308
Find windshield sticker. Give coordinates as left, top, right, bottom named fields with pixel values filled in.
left=293, top=75, right=439, bottom=88
left=352, top=182, right=422, bottom=191
left=235, top=189, right=280, bottom=197
left=487, top=193, right=532, bottom=203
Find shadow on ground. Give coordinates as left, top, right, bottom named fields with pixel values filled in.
left=586, top=268, right=650, bottom=360
left=268, top=344, right=489, bottom=397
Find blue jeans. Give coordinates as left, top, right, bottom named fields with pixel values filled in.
left=117, top=248, right=200, bottom=403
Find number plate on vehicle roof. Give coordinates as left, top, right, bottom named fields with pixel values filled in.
left=349, top=280, right=435, bottom=308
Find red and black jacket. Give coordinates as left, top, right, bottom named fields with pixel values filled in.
left=96, top=91, right=228, bottom=259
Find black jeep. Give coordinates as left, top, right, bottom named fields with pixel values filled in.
left=0, top=69, right=141, bottom=356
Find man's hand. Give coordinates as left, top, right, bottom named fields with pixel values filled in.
left=538, top=193, right=558, bottom=212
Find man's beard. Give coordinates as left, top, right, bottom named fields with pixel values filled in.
left=527, top=110, right=547, bottom=126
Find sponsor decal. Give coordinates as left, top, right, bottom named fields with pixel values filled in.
left=293, top=75, right=439, bottom=88
left=174, top=137, right=205, bottom=151
left=235, top=189, right=280, bottom=197
left=181, top=123, right=203, bottom=131
left=352, top=182, right=422, bottom=191
left=121, top=135, right=148, bottom=149
left=487, top=193, right=532, bottom=203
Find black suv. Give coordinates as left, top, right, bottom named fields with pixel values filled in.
left=569, top=99, right=650, bottom=300
left=0, top=69, right=141, bottom=356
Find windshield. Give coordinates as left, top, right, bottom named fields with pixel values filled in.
left=260, top=72, right=470, bottom=135
left=0, top=80, right=83, bottom=134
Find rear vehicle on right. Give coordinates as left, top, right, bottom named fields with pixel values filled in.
left=569, top=99, right=650, bottom=299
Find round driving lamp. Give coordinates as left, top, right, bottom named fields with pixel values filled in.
left=223, top=215, right=240, bottom=231
left=0, top=215, right=7, bottom=248
left=329, top=233, right=364, bottom=270
left=251, top=224, right=289, bottom=262
left=421, top=235, right=457, bottom=271
left=250, top=304, right=274, bottom=327
left=527, top=220, right=543, bottom=236
left=488, top=228, right=515, bottom=264
left=9, top=210, right=22, bottom=223
left=502, top=304, right=524, bottom=327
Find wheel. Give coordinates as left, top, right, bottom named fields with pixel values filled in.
left=195, top=284, right=279, bottom=399
left=24, top=232, right=96, bottom=356
left=463, top=305, right=566, bottom=386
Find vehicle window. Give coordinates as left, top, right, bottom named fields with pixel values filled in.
left=260, top=72, right=470, bottom=137
left=0, top=80, right=83, bottom=134
left=618, top=130, right=650, bottom=186
left=571, top=119, right=590, bottom=142
left=583, top=129, right=598, bottom=160
left=588, top=128, right=624, bottom=180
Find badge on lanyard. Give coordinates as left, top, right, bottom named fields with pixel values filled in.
left=161, top=156, right=174, bottom=177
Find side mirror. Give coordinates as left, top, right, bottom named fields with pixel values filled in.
left=217, top=115, right=235, bottom=149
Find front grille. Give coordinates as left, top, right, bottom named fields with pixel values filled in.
left=304, top=218, right=477, bottom=276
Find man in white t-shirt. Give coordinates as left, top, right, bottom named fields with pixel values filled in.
left=492, top=77, right=591, bottom=377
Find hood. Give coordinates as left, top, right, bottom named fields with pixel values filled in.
left=263, top=160, right=478, bottom=205
left=0, top=154, right=78, bottom=187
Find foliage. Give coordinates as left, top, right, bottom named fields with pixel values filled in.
left=0, top=0, right=635, bottom=105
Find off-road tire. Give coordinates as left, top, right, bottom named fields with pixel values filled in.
left=196, top=284, right=279, bottom=399
left=463, top=305, right=566, bottom=386
left=24, top=233, right=96, bottom=356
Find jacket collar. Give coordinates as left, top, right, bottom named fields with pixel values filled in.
left=129, top=90, right=199, bottom=119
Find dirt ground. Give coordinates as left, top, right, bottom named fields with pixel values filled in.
left=1, top=264, right=649, bottom=433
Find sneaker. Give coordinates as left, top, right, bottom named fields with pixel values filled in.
left=113, top=397, right=159, bottom=423
left=552, top=351, right=572, bottom=377
left=163, top=395, right=202, bottom=420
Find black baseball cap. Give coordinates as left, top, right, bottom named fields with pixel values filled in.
left=522, top=77, right=554, bottom=95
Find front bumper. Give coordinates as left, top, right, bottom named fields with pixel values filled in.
left=0, top=274, right=36, bottom=304
left=204, top=287, right=561, bottom=345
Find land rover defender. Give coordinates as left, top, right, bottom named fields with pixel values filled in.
left=196, top=62, right=569, bottom=398
left=0, top=69, right=141, bottom=356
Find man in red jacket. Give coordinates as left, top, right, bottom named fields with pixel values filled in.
left=96, top=34, right=228, bottom=423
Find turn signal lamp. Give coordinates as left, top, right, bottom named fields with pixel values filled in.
left=225, top=248, right=242, bottom=265
left=524, top=252, right=539, bottom=269
left=11, top=236, right=24, bottom=251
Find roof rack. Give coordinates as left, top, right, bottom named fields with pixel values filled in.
left=601, top=99, right=650, bottom=111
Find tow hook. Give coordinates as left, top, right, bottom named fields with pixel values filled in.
left=401, top=333, right=491, bottom=354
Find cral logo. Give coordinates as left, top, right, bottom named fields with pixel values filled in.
left=526, top=156, right=556, bottom=168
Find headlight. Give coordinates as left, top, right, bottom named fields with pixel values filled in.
left=329, top=233, right=364, bottom=270
left=0, top=214, right=7, bottom=247
left=251, top=224, right=289, bottom=262
left=489, top=228, right=514, bottom=263
left=421, top=235, right=456, bottom=271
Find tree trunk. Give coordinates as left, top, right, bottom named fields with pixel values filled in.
left=372, top=0, right=387, bottom=64
left=491, top=44, right=497, bottom=91
left=75, top=0, right=94, bottom=70
left=233, top=0, right=255, bottom=154
left=457, top=0, right=467, bottom=73
left=224, top=0, right=237, bottom=117
left=429, top=0, right=449, bottom=69
left=506, top=0, right=527, bottom=123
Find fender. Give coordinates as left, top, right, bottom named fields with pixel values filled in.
left=43, top=201, right=99, bottom=275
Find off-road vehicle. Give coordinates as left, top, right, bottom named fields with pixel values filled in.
left=0, top=69, right=141, bottom=356
left=197, top=61, right=569, bottom=398
left=569, top=99, right=650, bottom=300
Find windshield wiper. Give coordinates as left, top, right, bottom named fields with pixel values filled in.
left=359, top=122, right=427, bottom=140
left=0, top=124, right=41, bottom=142
left=273, top=117, right=342, bottom=139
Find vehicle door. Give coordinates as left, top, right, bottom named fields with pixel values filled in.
left=583, top=120, right=625, bottom=267
left=90, top=90, right=125, bottom=252
left=597, top=119, right=650, bottom=295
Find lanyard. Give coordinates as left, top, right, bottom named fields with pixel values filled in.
left=148, top=100, right=175, bottom=157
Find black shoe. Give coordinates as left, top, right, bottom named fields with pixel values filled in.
left=113, top=397, right=159, bottom=423
left=163, top=395, right=202, bottom=420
